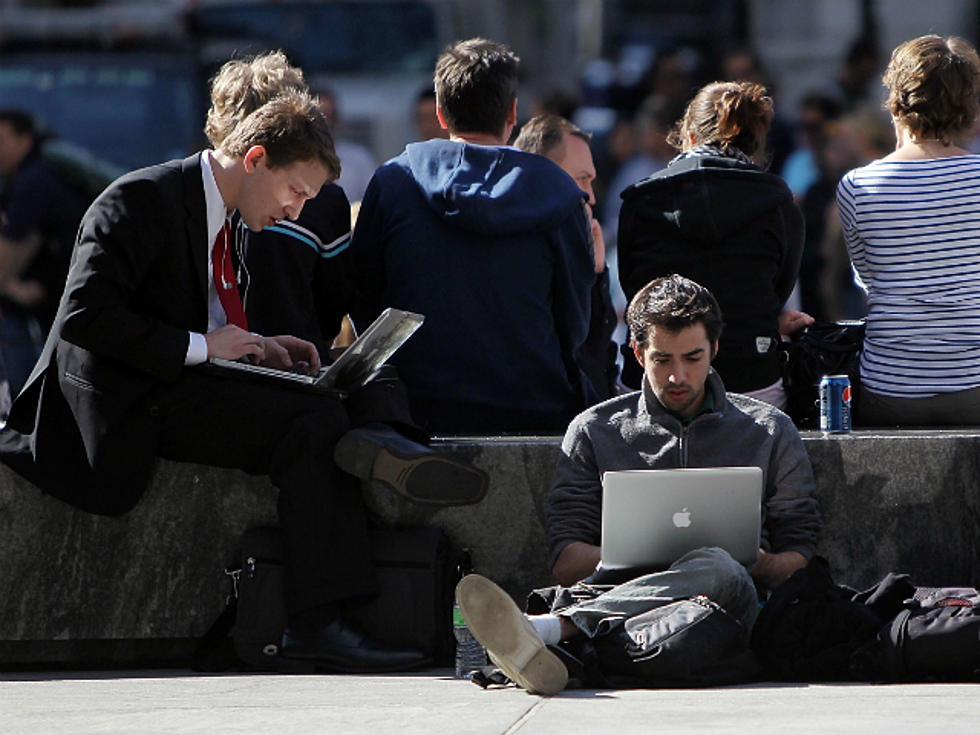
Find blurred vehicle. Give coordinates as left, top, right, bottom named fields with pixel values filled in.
left=0, top=3, right=206, bottom=173
left=0, top=49, right=205, bottom=173
left=187, top=0, right=454, bottom=161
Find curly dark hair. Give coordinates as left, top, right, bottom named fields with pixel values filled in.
left=626, top=274, right=724, bottom=348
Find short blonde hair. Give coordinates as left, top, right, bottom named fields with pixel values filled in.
left=206, top=51, right=338, bottom=178
left=883, top=35, right=980, bottom=144
left=220, top=89, right=338, bottom=175
left=205, top=51, right=307, bottom=147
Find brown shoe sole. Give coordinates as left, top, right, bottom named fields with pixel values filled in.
left=456, top=574, right=568, bottom=695
left=373, top=448, right=488, bottom=505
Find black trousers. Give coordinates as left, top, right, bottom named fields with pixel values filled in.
left=148, top=367, right=418, bottom=615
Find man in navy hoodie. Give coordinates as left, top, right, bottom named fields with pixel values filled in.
left=349, top=38, right=598, bottom=434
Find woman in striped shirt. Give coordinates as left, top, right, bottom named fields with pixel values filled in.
left=837, top=35, right=980, bottom=426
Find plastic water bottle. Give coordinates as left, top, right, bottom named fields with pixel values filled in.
left=453, top=603, right=487, bottom=678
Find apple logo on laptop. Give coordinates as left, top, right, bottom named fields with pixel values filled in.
left=672, top=508, right=692, bottom=528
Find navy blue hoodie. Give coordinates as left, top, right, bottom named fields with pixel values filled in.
left=350, top=139, right=598, bottom=433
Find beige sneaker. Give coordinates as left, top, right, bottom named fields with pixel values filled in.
left=455, top=574, right=568, bottom=695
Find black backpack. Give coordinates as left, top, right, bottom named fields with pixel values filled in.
left=751, top=557, right=980, bottom=682
left=781, top=320, right=865, bottom=428
left=196, top=524, right=466, bottom=671
left=850, top=591, right=980, bottom=682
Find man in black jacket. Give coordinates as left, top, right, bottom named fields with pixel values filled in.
left=0, top=89, right=477, bottom=672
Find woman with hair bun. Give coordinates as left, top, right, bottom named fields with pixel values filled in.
left=617, top=81, right=808, bottom=409
left=837, top=35, right=980, bottom=426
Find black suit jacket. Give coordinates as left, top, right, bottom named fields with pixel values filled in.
left=3, top=154, right=210, bottom=515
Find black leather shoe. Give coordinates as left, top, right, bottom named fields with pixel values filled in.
left=280, top=616, right=430, bottom=673
left=334, top=424, right=488, bottom=506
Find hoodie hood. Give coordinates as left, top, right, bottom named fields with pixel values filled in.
left=401, top=139, right=586, bottom=235
left=622, top=155, right=794, bottom=242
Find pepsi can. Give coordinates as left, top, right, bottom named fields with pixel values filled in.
left=819, top=375, right=851, bottom=433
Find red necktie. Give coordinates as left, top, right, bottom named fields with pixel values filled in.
left=212, top=220, right=248, bottom=330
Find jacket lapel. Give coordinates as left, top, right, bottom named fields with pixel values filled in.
left=181, top=153, right=209, bottom=302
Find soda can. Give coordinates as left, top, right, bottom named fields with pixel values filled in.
left=819, top=375, right=851, bottom=433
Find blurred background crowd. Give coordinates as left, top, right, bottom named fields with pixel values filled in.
left=1, top=0, right=979, bottom=400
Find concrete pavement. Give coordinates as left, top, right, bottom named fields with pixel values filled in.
left=2, top=668, right=978, bottom=734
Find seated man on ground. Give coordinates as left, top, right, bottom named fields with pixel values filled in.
left=513, top=114, right=620, bottom=400
left=349, top=38, right=598, bottom=434
left=457, top=274, right=821, bottom=693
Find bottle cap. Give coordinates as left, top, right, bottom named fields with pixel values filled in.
left=452, top=606, right=466, bottom=627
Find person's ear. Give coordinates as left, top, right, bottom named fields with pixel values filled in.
left=710, top=340, right=720, bottom=362
left=435, top=105, right=450, bottom=131
left=506, top=98, right=518, bottom=127
left=243, top=145, right=267, bottom=173
left=632, top=341, right=646, bottom=366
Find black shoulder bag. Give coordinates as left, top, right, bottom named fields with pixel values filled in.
left=781, top=319, right=866, bottom=428
left=195, top=524, right=466, bottom=671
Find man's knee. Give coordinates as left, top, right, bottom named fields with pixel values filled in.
left=290, top=405, right=351, bottom=449
left=672, top=546, right=745, bottom=576
left=270, top=401, right=351, bottom=474
left=671, top=547, right=756, bottom=613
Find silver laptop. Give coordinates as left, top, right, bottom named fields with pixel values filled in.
left=599, top=466, right=763, bottom=573
left=204, top=307, right=424, bottom=394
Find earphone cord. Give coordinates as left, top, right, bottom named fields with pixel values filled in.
left=234, top=217, right=250, bottom=310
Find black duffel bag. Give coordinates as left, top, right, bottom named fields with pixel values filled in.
left=850, top=590, right=980, bottom=682
left=781, top=319, right=865, bottom=428
left=196, top=524, right=466, bottom=671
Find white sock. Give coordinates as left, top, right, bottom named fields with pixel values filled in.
left=528, top=614, right=562, bottom=645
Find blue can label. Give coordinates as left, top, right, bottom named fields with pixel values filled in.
left=819, top=375, right=851, bottom=433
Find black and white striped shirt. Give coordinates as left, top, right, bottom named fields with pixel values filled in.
left=837, top=155, right=980, bottom=397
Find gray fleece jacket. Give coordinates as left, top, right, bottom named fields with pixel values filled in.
left=547, top=369, right=821, bottom=568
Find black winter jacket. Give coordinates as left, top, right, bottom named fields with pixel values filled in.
left=617, top=155, right=804, bottom=393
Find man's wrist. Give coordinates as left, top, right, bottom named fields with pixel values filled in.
left=185, top=331, right=207, bottom=365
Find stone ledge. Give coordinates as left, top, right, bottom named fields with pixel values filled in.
left=800, top=429, right=980, bottom=591
left=1, top=429, right=978, bottom=666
